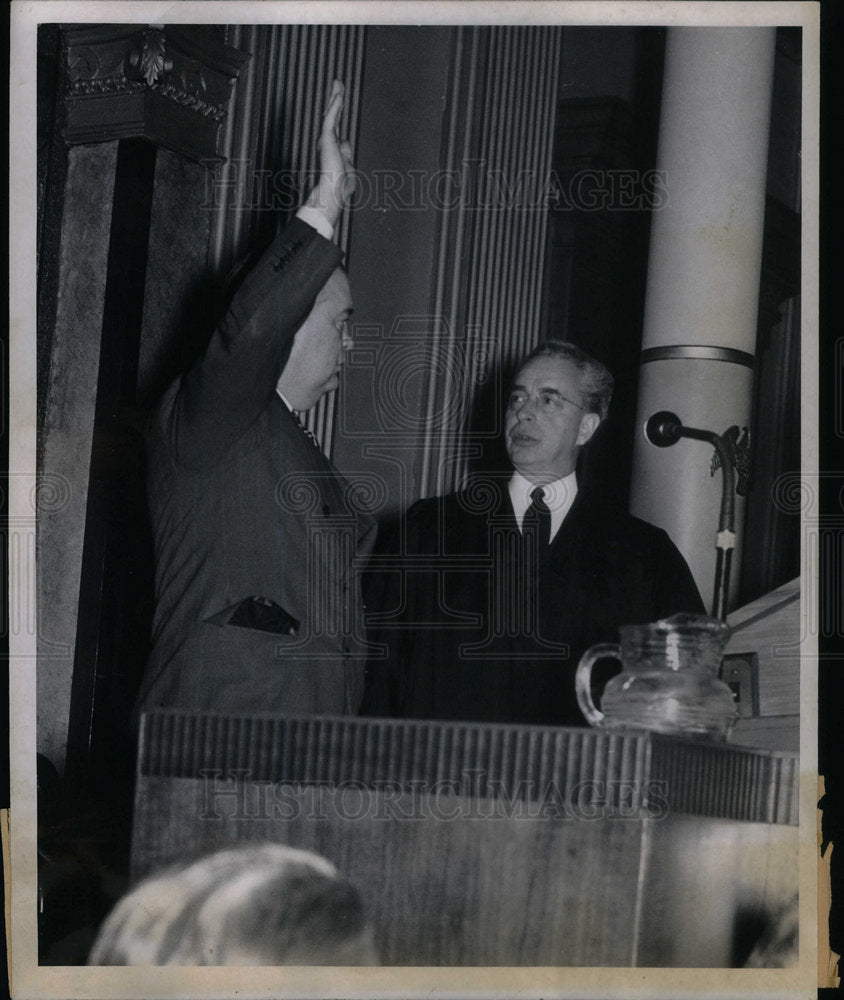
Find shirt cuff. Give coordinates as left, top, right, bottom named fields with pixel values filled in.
left=295, top=206, right=335, bottom=241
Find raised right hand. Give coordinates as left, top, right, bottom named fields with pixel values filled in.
left=303, top=80, right=356, bottom=229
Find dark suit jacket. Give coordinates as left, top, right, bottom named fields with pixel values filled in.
left=134, top=219, right=376, bottom=721
left=363, top=476, right=704, bottom=726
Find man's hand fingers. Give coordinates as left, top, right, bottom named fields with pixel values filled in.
left=327, top=78, right=344, bottom=105
left=304, top=79, right=354, bottom=226
left=322, top=80, right=345, bottom=135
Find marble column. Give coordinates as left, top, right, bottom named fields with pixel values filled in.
left=37, top=24, right=247, bottom=775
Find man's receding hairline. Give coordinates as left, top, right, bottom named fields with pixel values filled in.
left=513, top=356, right=583, bottom=385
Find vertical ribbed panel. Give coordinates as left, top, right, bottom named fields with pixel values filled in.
left=649, top=734, right=800, bottom=826
left=209, top=25, right=366, bottom=455
left=136, top=711, right=798, bottom=826
left=420, top=27, right=563, bottom=498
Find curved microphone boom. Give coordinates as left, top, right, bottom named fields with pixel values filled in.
left=644, top=411, right=737, bottom=621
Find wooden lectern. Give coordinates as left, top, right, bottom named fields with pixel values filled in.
left=131, top=711, right=798, bottom=967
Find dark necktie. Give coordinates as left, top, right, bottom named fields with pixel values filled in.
left=523, top=486, right=552, bottom=548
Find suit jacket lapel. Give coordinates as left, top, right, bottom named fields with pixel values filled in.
left=548, top=485, right=591, bottom=556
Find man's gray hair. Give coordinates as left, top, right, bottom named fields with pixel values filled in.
left=519, top=340, right=614, bottom=420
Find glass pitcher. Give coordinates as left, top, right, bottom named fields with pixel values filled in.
left=575, top=613, right=737, bottom=740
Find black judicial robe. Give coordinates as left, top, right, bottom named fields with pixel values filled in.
left=363, top=480, right=704, bottom=727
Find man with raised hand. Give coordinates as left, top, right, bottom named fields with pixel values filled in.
left=134, top=81, right=376, bottom=722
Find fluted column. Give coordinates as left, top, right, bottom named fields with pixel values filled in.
left=629, top=28, right=776, bottom=612
left=208, top=25, right=366, bottom=455
left=421, top=26, right=563, bottom=497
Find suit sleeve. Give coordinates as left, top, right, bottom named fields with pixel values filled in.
left=165, top=218, right=343, bottom=468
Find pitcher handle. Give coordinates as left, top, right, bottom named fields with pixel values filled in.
left=575, top=643, right=622, bottom=727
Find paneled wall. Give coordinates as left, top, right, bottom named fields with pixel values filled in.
left=417, top=27, right=562, bottom=497
left=334, top=27, right=563, bottom=517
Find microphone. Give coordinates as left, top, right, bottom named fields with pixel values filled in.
left=643, top=410, right=738, bottom=621
left=644, top=410, right=683, bottom=447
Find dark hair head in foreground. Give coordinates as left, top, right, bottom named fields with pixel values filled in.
left=88, top=842, right=378, bottom=966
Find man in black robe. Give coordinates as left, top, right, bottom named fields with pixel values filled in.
left=363, top=340, right=704, bottom=726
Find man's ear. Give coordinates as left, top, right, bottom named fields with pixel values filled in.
left=576, top=412, right=601, bottom=447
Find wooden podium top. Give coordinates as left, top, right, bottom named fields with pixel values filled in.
left=137, top=710, right=799, bottom=826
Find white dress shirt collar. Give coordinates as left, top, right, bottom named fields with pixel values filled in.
left=509, top=471, right=578, bottom=542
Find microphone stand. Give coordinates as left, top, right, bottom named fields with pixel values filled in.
left=644, top=411, right=737, bottom=621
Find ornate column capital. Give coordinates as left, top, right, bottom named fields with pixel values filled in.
left=61, top=24, right=250, bottom=162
